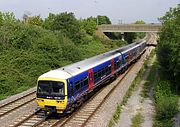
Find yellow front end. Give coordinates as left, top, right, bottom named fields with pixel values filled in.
left=35, top=78, right=68, bottom=113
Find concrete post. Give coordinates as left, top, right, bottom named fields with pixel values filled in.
left=121, top=32, right=124, bottom=41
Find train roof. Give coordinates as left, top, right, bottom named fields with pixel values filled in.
left=39, top=40, right=146, bottom=80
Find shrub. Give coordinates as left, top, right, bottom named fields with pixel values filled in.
left=155, top=96, right=179, bottom=119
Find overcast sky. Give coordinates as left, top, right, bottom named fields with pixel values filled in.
left=0, top=0, right=179, bottom=23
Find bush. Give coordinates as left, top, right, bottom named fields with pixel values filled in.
left=154, top=78, right=179, bottom=127
left=155, top=96, right=179, bottom=119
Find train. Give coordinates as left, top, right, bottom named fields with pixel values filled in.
left=35, top=40, right=146, bottom=114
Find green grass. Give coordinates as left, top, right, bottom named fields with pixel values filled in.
left=131, top=113, right=144, bottom=127
left=141, top=49, right=156, bottom=98
left=141, top=63, right=157, bottom=98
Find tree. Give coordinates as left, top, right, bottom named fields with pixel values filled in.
left=43, top=13, right=56, bottom=30
left=134, top=20, right=146, bottom=39
left=0, top=12, right=3, bottom=25
left=43, top=12, right=84, bottom=43
left=97, top=15, right=111, bottom=25
left=157, top=4, right=180, bottom=88
left=124, top=32, right=136, bottom=44
left=79, top=17, right=96, bottom=35
left=135, top=20, right=145, bottom=24
left=2, top=12, right=16, bottom=23
left=26, top=15, right=43, bottom=26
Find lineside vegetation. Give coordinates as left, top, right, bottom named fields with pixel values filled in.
left=0, top=12, right=126, bottom=100
left=154, top=4, right=180, bottom=127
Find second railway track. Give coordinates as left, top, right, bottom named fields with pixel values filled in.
left=0, top=91, right=36, bottom=118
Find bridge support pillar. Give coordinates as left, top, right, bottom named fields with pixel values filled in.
left=121, top=32, right=124, bottom=41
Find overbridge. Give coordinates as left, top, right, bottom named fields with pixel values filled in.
left=97, top=24, right=162, bottom=33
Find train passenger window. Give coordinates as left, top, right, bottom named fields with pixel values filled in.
left=83, top=77, right=88, bottom=87
left=102, top=68, right=105, bottom=75
left=125, top=56, right=129, bottom=63
left=80, top=79, right=84, bottom=87
left=98, top=70, right=101, bottom=77
left=74, top=81, right=81, bottom=91
left=94, top=72, right=98, bottom=79
left=105, top=66, right=108, bottom=73
left=115, top=61, right=119, bottom=69
left=114, top=62, right=117, bottom=69
left=119, top=60, right=122, bottom=65
left=107, top=66, right=111, bottom=74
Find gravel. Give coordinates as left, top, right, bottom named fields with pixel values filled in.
left=0, top=87, right=36, bottom=106
left=115, top=55, right=156, bottom=127
left=0, top=87, right=37, bottom=127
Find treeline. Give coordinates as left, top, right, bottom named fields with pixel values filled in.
left=154, top=4, right=180, bottom=127
left=0, top=12, right=127, bottom=100
left=157, top=4, right=180, bottom=91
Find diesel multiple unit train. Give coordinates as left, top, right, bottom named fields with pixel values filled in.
left=36, top=40, right=146, bottom=114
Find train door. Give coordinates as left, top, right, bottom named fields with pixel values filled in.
left=88, top=69, right=94, bottom=91
left=111, top=59, right=115, bottom=75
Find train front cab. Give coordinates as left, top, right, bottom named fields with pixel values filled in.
left=35, top=78, right=68, bottom=114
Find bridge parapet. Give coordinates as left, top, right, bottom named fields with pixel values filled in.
left=97, top=24, right=162, bottom=32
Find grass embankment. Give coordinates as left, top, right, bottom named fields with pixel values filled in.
left=0, top=22, right=126, bottom=100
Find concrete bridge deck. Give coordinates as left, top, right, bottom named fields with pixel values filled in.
left=97, top=24, right=162, bottom=32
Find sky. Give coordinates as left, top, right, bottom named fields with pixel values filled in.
left=0, top=0, right=179, bottom=24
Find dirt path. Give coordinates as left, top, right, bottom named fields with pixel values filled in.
left=115, top=55, right=156, bottom=127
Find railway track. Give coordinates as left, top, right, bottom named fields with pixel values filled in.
left=0, top=91, right=36, bottom=118
left=12, top=108, right=48, bottom=127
